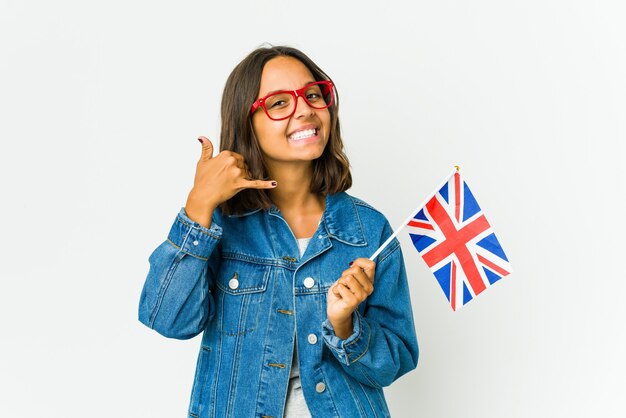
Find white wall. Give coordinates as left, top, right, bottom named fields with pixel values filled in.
left=1, top=1, right=624, bottom=417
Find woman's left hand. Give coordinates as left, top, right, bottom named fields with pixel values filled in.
left=326, top=258, right=376, bottom=339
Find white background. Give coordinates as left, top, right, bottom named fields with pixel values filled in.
left=1, top=1, right=624, bottom=417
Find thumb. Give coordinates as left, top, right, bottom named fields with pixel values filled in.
left=197, top=136, right=214, bottom=161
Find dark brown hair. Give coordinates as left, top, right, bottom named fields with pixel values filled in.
left=218, top=45, right=352, bottom=215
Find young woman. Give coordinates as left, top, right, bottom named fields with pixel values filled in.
left=139, top=45, right=419, bottom=418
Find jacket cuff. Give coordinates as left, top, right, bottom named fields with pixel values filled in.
left=322, top=310, right=370, bottom=366
left=166, top=208, right=223, bottom=260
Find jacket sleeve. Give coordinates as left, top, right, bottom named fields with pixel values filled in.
left=138, top=208, right=222, bottom=340
left=322, top=232, right=419, bottom=388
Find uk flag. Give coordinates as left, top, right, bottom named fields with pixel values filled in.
left=408, top=172, right=512, bottom=310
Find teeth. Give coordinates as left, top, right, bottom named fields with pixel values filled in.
left=289, top=128, right=316, bottom=141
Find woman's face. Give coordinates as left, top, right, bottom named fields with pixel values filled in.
left=251, top=56, right=331, bottom=168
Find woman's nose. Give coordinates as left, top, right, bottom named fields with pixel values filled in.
left=293, top=95, right=315, bottom=119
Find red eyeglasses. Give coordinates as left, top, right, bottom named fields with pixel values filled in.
left=250, top=80, right=334, bottom=121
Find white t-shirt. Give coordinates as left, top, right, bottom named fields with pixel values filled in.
left=283, top=237, right=313, bottom=417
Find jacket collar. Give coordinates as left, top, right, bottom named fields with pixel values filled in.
left=233, top=192, right=367, bottom=247
left=319, top=192, right=367, bottom=246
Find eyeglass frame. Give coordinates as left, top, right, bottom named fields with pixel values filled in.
left=249, top=80, right=335, bottom=121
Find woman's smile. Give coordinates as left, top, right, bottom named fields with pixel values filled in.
left=287, top=125, right=321, bottom=143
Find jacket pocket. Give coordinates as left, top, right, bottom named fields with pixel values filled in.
left=214, top=259, right=271, bottom=336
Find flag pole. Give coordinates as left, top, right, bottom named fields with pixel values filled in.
left=368, top=166, right=460, bottom=261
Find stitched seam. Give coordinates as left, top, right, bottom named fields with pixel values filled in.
left=219, top=293, right=255, bottom=336
left=357, top=361, right=380, bottom=388
left=316, top=368, right=341, bottom=417
left=226, top=315, right=245, bottom=416
left=352, top=198, right=378, bottom=212
left=340, top=372, right=367, bottom=417
left=216, top=281, right=266, bottom=294
left=328, top=234, right=368, bottom=247
left=176, top=216, right=221, bottom=239
left=378, top=239, right=400, bottom=264
left=344, top=328, right=362, bottom=348
left=209, top=300, right=223, bottom=417
left=188, top=348, right=205, bottom=415
left=358, top=381, right=378, bottom=417
left=215, top=264, right=270, bottom=295
left=166, top=238, right=209, bottom=261
left=344, top=313, right=363, bottom=349
left=347, top=323, right=370, bottom=364
left=352, top=197, right=384, bottom=215
left=191, top=346, right=212, bottom=416
left=222, top=252, right=295, bottom=268
left=373, top=384, right=389, bottom=415
left=255, top=298, right=278, bottom=413
left=148, top=252, right=182, bottom=327
left=237, top=292, right=249, bottom=337
left=351, top=199, right=367, bottom=246
left=294, top=285, right=332, bottom=295
left=219, top=327, right=256, bottom=337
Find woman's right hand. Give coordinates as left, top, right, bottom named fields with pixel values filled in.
left=184, top=136, right=276, bottom=227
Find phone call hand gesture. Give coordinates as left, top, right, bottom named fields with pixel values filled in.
left=185, top=136, right=276, bottom=227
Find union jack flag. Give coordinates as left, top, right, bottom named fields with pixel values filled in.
left=408, top=171, right=512, bottom=310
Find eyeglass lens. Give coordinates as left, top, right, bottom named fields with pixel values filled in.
left=264, top=83, right=332, bottom=120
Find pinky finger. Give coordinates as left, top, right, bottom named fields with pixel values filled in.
left=242, top=179, right=278, bottom=190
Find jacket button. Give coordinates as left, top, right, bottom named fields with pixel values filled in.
left=307, top=334, right=317, bottom=344
left=228, top=278, right=239, bottom=290
left=193, top=240, right=199, bottom=246
left=315, top=382, right=326, bottom=393
left=303, top=277, right=315, bottom=288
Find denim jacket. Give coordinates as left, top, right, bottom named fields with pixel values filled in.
left=139, top=192, right=419, bottom=418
